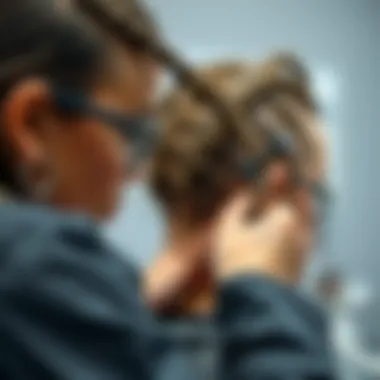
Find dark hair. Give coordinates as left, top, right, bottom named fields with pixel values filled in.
left=0, top=0, right=160, bottom=195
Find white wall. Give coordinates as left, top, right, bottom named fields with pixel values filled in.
left=106, top=0, right=379, bottom=281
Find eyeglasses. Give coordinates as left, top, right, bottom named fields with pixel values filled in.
left=52, top=86, right=158, bottom=166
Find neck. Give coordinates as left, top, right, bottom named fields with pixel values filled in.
left=161, top=258, right=215, bottom=318
left=177, top=286, right=215, bottom=317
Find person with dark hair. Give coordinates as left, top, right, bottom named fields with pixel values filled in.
left=0, top=0, right=335, bottom=379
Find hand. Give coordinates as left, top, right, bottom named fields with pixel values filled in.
left=213, top=193, right=308, bottom=285
left=144, top=224, right=212, bottom=310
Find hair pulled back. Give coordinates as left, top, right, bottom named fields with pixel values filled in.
left=151, top=53, right=320, bottom=223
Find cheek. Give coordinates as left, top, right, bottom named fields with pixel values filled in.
left=83, top=126, right=126, bottom=185
left=61, top=123, right=127, bottom=194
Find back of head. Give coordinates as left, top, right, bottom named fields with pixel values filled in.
left=151, top=53, right=323, bottom=225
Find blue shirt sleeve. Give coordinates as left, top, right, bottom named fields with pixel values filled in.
left=217, top=275, right=336, bottom=380
left=0, top=217, right=154, bottom=380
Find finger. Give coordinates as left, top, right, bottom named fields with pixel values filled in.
left=216, top=192, right=252, bottom=232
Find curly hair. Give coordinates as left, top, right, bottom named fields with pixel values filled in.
left=150, top=53, right=321, bottom=224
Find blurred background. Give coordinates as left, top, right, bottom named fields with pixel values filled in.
left=104, top=1, right=379, bottom=378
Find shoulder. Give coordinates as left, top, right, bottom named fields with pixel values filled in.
left=0, top=202, right=140, bottom=304
left=0, top=201, right=101, bottom=249
left=0, top=204, right=155, bottom=378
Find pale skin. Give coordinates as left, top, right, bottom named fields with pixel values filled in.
left=145, top=221, right=215, bottom=313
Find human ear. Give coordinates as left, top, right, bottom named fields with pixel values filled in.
left=1, top=78, right=52, bottom=166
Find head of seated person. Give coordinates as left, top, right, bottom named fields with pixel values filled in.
left=149, top=54, right=329, bottom=316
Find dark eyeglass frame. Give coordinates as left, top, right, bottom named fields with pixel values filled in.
left=51, top=86, right=158, bottom=163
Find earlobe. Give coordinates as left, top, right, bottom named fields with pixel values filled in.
left=1, top=78, right=51, bottom=164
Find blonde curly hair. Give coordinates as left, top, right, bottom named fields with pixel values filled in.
left=151, top=53, right=323, bottom=224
